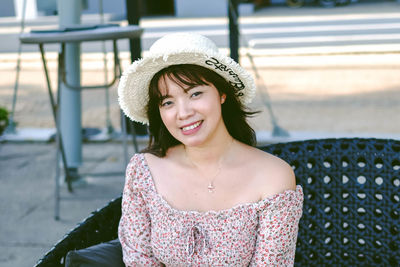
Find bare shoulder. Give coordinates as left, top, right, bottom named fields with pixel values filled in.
left=244, top=146, right=297, bottom=200
left=143, top=145, right=182, bottom=167
left=143, top=152, right=160, bottom=165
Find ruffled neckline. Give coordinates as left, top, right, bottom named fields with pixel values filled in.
left=138, top=153, right=303, bottom=217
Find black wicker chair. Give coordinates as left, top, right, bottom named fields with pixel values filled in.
left=35, top=138, right=400, bottom=266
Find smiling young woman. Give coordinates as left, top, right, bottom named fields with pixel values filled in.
left=117, top=33, right=303, bottom=266
left=144, top=63, right=257, bottom=157
left=157, top=76, right=225, bottom=148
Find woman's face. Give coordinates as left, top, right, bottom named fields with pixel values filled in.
left=158, top=75, right=227, bottom=148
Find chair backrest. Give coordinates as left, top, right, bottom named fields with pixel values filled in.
left=36, top=138, right=400, bottom=266
left=35, top=197, right=121, bottom=267
left=260, top=138, right=400, bottom=266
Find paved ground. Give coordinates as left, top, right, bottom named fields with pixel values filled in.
left=0, top=1, right=400, bottom=267
left=1, top=52, right=400, bottom=134
left=0, top=142, right=137, bottom=267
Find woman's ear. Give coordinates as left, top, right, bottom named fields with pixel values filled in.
left=220, top=94, right=226, bottom=104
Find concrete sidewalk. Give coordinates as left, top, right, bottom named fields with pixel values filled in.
left=1, top=2, right=400, bottom=267
left=0, top=142, right=137, bottom=267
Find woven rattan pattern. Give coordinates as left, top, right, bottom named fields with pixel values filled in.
left=35, top=197, right=121, bottom=267
left=260, top=138, right=400, bottom=266
left=35, top=138, right=400, bottom=266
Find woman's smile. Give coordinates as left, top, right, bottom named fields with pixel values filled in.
left=181, top=120, right=203, bottom=135
left=158, top=75, right=228, bottom=147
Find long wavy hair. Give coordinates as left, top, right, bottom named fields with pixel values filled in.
left=142, top=64, right=258, bottom=157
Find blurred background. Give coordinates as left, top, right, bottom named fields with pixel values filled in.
left=1, top=0, right=399, bottom=139
left=0, top=0, right=399, bottom=266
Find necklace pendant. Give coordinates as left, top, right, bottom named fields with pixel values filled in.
left=207, top=182, right=215, bottom=193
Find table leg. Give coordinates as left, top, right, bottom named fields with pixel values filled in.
left=39, top=44, right=73, bottom=194
left=113, top=40, right=135, bottom=163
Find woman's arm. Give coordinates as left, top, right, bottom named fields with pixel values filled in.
left=249, top=186, right=303, bottom=266
left=118, top=156, right=163, bottom=267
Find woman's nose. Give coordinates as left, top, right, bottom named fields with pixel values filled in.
left=177, top=99, right=193, bottom=120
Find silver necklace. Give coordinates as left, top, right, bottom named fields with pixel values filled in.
left=206, top=165, right=222, bottom=193
left=185, top=139, right=234, bottom=193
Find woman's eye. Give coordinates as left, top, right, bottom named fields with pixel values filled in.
left=191, top=91, right=202, bottom=98
left=161, top=100, right=172, bottom=107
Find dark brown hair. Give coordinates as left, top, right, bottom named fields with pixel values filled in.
left=142, top=64, right=258, bottom=157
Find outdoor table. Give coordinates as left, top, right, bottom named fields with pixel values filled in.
left=19, top=24, right=143, bottom=220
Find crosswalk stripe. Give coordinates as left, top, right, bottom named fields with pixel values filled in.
left=143, top=23, right=400, bottom=39
left=140, top=13, right=400, bottom=28
left=248, top=33, right=400, bottom=46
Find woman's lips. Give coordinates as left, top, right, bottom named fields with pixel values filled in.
left=181, top=121, right=202, bottom=135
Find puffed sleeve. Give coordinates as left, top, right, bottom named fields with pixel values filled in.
left=249, top=186, right=303, bottom=266
left=118, top=155, right=163, bottom=267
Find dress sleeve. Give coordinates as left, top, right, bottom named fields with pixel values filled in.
left=118, top=155, right=163, bottom=267
left=249, top=186, right=303, bottom=267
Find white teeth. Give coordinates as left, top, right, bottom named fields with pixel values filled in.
left=182, top=121, right=201, bottom=131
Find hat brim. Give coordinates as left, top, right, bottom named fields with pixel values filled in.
left=118, top=50, right=256, bottom=124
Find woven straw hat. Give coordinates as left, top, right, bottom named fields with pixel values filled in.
left=118, top=32, right=256, bottom=124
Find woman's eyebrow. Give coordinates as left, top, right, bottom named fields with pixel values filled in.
left=183, top=85, right=199, bottom=93
left=159, top=94, right=171, bottom=102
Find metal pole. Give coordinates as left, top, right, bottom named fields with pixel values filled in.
left=228, top=0, right=239, bottom=63
left=125, top=0, right=147, bottom=138
left=6, top=0, right=28, bottom=134
left=126, top=0, right=141, bottom=60
left=114, top=40, right=130, bottom=164
left=57, top=0, right=82, bottom=177
left=39, top=44, right=73, bottom=192
left=228, top=0, right=289, bottom=137
left=98, top=0, right=114, bottom=134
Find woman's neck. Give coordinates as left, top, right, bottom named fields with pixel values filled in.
left=183, top=135, right=235, bottom=169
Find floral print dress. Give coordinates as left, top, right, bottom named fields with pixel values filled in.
left=118, top=154, right=304, bottom=266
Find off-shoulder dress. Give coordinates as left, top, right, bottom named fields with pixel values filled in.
left=118, top=153, right=304, bottom=266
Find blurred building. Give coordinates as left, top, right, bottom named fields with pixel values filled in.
left=3, top=0, right=251, bottom=19
left=1, top=0, right=391, bottom=19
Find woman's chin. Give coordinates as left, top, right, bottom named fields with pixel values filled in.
left=176, top=135, right=206, bottom=148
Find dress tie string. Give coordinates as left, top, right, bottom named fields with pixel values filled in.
left=186, top=224, right=211, bottom=264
